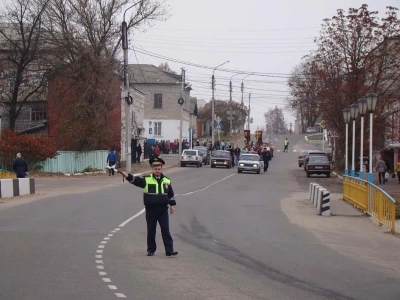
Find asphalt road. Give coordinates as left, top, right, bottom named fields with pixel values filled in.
left=0, top=134, right=399, bottom=300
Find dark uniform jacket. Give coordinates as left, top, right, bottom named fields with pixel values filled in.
left=261, top=151, right=271, bottom=162
left=127, top=173, right=176, bottom=207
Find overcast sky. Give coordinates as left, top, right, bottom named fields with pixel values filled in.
left=132, top=0, right=399, bottom=132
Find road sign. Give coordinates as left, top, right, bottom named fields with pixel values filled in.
left=215, top=123, right=222, bottom=130
left=320, top=120, right=327, bottom=129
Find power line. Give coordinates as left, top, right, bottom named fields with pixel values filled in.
left=143, top=26, right=320, bottom=32
left=135, top=45, right=312, bottom=54
left=135, top=33, right=316, bottom=41
left=132, top=47, right=309, bottom=78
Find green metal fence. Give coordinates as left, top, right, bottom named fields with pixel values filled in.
left=37, top=150, right=109, bottom=174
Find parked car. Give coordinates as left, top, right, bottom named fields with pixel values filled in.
left=193, top=146, right=210, bottom=165
left=304, top=151, right=326, bottom=171
left=298, top=150, right=309, bottom=167
left=306, top=127, right=317, bottom=134
left=237, top=153, right=264, bottom=174
left=306, top=155, right=331, bottom=178
left=210, top=150, right=232, bottom=168
left=180, top=149, right=203, bottom=167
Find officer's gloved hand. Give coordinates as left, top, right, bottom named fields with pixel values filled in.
left=169, top=197, right=176, bottom=206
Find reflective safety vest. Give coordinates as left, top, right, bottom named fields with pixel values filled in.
left=284, top=140, right=288, bottom=146
left=143, top=175, right=171, bottom=206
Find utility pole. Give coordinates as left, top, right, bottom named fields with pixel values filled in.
left=211, top=73, right=215, bottom=146
left=248, top=92, right=251, bottom=131
left=122, top=18, right=131, bottom=172
left=179, top=68, right=185, bottom=154
left=211, top=61, right=229, bottom=147
left=241, top=82, right=244, bottom=106
left=229, top=80, right=233, bottom=136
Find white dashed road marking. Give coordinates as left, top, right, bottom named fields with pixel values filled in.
left=95, top=172, right=236, bottom=299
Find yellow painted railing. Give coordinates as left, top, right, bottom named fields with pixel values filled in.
left=0, top=169, right=16, bottom=179
left=343, top=176, right=396, bottom=233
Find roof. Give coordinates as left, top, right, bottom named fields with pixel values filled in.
left=128, top=64, right=181, bottom=84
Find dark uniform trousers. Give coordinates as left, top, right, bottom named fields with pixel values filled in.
left=145, top=206, right=173, bottom=253
left=264, top=160, right=269, bottom=171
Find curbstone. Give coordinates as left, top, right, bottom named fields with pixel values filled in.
left=309, top=182, right=331, bottom=216
left=332, top=171, right=343, bottom=181
left=0, top=178, right=35, bottom=198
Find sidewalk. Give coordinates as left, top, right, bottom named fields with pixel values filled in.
left=0, top=156, right=180, bottom=205
left=281, top=192, right=400, bottom=276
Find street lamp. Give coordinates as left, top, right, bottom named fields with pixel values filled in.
left=211, top=60, right=229, bottom=146
left=229, top=73, right=243, bottom=136
left=122, top=0, right=142, bottom=172
left=366, top=92, right=378, bottom=183
left=350, top=102, right=359, bottom=177
left=357, top=97, right=367, bottom=179
left=241, top=74, right=253, bottom=134
left=342, top=108, right=351, bottom=175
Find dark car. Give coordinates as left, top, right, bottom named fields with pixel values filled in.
left=304, top=151, right=326, bottom=171
left=210, top=150, right=232, bottom=168
left=298, top=150, right=310, bottom=167
left=194, top=146, right=210, bottom=165
left=306, top=155, right=331, bottom=178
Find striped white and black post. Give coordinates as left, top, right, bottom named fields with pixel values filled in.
left=0, top=178, right=35, bottom=198
left=312, top=184, right=320, bottom=206
left=319, top=189, right=330, bottom=216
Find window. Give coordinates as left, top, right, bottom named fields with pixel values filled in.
left=154, top=122, right=162, bottom=136
left=154, top=93, right=162, bottom=109
left=31, top=106, right=47, bottom=121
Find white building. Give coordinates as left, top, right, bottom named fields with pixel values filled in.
left=128, top=64, right=197, bottom=142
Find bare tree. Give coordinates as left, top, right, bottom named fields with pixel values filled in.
left=0, top=0, right=52, bottom=130
left=158, top=62, right=177, bottom=74
left=41, top=0, right=168, bottom=150
left=264, top=106, right=287, bottom=134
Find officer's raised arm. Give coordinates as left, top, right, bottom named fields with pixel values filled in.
left=121, top=172, right=146, bottom=188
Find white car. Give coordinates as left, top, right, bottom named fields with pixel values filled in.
left=237, top=153, right=264, bottom=174
left=180, top=149, right=203, bottom=167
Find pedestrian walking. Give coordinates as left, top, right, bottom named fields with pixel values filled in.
left=13, top=153, right=28, bottom=178
left=107, top=148, right=117, bottom=176
left=261, top=147, right=271, bottom=172
left=122, top=157, right=178, bottom=257
left=284, top=138, right=289, bottom=153
left=376, top=157, right=387, bottom=184
left=396, top=160, right=400, bottom=184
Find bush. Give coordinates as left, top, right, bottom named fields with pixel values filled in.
left=0, top=129, right=58, bottom=168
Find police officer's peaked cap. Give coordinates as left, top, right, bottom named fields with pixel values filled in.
left=149, top=157, right=165, bottom=167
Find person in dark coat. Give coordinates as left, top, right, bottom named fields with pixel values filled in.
left=261, top=147, right=271, bottom=172
left=122, top=157, right=178, bottom=257
left=13, top=153, right=28, bottom=178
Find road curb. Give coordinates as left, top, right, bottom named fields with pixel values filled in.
left=332, top=171, right=343, bottom=181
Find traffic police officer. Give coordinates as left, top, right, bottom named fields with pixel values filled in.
left=122, top=157, right=178, bottom=257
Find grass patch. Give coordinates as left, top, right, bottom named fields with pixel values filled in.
left=306, top=133, right=323, bottom=140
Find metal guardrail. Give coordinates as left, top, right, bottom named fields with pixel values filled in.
left=0, top=169, right=16, bottom=179
left=343, top=176, right=396, bottom=232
